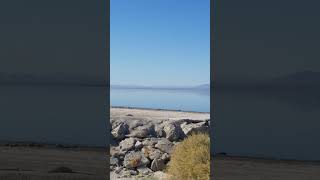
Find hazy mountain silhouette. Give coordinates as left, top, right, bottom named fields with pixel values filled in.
left=111, top=83, right=210, bottom=90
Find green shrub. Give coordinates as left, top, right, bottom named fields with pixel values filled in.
left=166, top=133, right=210, bottom=180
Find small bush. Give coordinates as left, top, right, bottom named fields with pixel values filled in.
left=166, top=133, right=210, bottom=180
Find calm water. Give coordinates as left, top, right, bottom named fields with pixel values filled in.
left=0, top=86, right=108, bottom=147
left=110, top=88, right=210, bottom=112
left=214, top=89, right=320, bottom=161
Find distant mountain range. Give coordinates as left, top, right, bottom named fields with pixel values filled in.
left=111, top=84, right=210, bottom=90
left=3, top=70, right=320, bottom=88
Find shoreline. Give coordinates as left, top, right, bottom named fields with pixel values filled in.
left=111, top=105, right=210, bottom=113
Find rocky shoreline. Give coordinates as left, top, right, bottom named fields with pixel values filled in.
left=110, top=107, right=210, bottom=179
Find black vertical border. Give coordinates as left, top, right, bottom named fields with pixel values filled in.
left=106, top=0, right=110, bottom=179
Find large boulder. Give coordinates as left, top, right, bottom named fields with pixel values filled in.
left=111, top=122, right=129, bottom=140
left=181, top=121, right=209, bottom=136
left=142, top=146, right=163, bottom=160
left=155, top=124, right=165, bottom=137
left=163, top=122, right=184, bottom=141
left=155, top=138, right=174, bottom=154
left=119, top=138, right=136, bottom=152
left=127, top=124, right=155, bottom=138
left=151, top=158, right=166, bottom=171
left=123, top=151, right=150, bottom=169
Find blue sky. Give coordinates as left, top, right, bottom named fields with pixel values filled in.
left=111, top=0, right=210, bottom=86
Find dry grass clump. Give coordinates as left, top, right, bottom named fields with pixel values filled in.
left=166, top=133, right=210, bottom=180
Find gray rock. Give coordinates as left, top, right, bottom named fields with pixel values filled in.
left=110, top=156, right=119, bottom=166
left=110, top=146, right=126, bottom=157
left=114, top=166, right=123, bottom=174
left=119, top=168, right=138, bottom=178
left=155, top=124, right=165, bottom=137
left=128, top=120, right=145, bottom=130
left=137, top=167, right=153, bottom=175
left=151, top=158, right=166, bottom=171
left=127, top=124, right=155, bottom=138
left=155, top=139, right=174, bottom=154
left=141, top=146, right=162, bottom=160
left=163, top=122, right=184, bottom=141
left=149, top=149, right=163, bottom=160
left=135, top=141, right=143, bottom=149
left=123, top=151, right=150, bottom=169
left=142, top=138, right=158, bottom=147
left=111, top=122, right=129, bottom=140
left=161, top=153, right=170, bottom=162
left=119, top=138, right=136, bottom=152
left=181, top=122, right=209, bottom=136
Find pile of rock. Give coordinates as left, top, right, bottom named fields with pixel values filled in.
left=110, top=117, right=210, bottom=179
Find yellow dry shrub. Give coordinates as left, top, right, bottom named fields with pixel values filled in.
left=166, top=133, right=210, bottom=180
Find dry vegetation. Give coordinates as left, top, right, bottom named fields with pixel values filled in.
left=166, top=133, right=210, bottom=180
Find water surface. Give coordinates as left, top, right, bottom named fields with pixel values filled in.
left=111, top=88, right=210, bottom=112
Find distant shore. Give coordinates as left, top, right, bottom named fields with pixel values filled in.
left=111, top=105, right=210, bottom=113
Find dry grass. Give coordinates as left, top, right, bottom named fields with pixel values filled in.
left=166, top=133, right=210, bottom=180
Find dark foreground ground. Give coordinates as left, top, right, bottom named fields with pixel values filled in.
left=213, top=155, right=320, bottom=180
left=0, top=145, right=107, bottom=180
left=1, top=145, right=320, bottom=180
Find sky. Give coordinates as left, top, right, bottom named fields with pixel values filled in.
left=110, top=0, right=210, bottom=86
left=214, top=0, right=320, bottom=83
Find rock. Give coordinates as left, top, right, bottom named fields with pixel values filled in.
left=155, top=124, right=165, bottom=137
left=161, top=153, right=170, bottom=162
left=123, top=151, right=150, bottom=169
left=135, top=141, right=143, bottom=149
left=110, top=146, right=126, bottom=157
left=163, top=122, right=184, bottom=141
left=114, top=166, right=123, bottom=174
left=111, top=122, right=129, bottom=140
left=127, top=124, right=155, bottom=138
left=110, top=156, right=119, bottom=167
left=141, top=146, right=162, bottom=160
left=137, top=167, right=153, bottom=175
left=155, top=139, right=174, bottom=154
left=151, top=158, right=166, bottom=171
left=142, top=138, right=158, bottom=147
left=119, top=168, right=137, bottom=178
left=149, top=149, right=163, bottom=160
left=119, top=138, right=136, bottom=152
left=128, top=120, right=145, bottom=130
left=181, top=122, right=209, bottom=136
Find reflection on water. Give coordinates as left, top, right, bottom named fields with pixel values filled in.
left=214, top=89, right=320, bottom=160
left=111, top=88, right=210, bottom=113
left=0, top=86, right=108, bottom=147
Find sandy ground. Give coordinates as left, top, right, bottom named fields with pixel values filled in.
left=0, top=146, right=107, bottom=180
left=110, top=106, right=210, bottom=123
left=213, top=156, right=320, bottom=180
